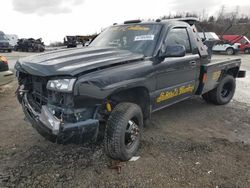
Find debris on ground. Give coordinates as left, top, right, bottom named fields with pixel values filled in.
left=108, top=161, right=123, bottom=174
left=129, top=156, right=140, bottom=162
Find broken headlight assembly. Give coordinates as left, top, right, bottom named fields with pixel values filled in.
left=47, top=78, right=76, bottom=93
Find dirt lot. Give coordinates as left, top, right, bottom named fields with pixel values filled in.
left=0, top=52, right=250, bottom=188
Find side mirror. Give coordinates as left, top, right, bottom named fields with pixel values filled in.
left=160, top=45, right=186, bottom=58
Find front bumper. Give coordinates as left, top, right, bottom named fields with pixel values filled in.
left=22, top=93, right=99, bottom=143
left=0, top=47, right=12, bottom=51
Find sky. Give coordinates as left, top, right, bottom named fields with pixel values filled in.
left=1, top=0, right=250, bottom=45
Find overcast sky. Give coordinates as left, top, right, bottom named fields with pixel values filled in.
left=1, top=0, right=250, bottom=45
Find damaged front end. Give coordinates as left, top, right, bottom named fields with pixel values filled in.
left=16, top=71, right=100, bottom=144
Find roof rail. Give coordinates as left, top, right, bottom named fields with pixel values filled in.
left=171, top=17, right=199, bottom=25
left=124, top=20, right=142, bottom=24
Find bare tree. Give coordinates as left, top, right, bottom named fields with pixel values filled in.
left=217, top=5, right=225, bottom=23
left=201, top=9, right=208, bottom=21
left=235, top=6, right=240, bottom=19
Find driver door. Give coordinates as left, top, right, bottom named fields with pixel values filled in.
left=152, top=27, right=199, bottom=111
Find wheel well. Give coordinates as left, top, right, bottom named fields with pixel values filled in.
left=109, top=87, right=150, bottom=119
left=226, top=67, right=239, bottom=78
left=226, top=47, right=234, bottom=51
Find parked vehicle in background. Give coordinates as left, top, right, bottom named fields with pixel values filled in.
left=64, top=35, right=98, bottom=48
left=0, top=31, right=12, bottom=53
left=0, top=56, right=14, bottom=85
left=14, top=38, right=45, bottom=52
left=64, top=36, right=77, bottom=48
left=198, top=32, right=241, bottom=55
left=223, top=35, right=250, bottom=54
left=213, top=41, right=241, bottom=55
left=6, top=34, right=18, bottom=48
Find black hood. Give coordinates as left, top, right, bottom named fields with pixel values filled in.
left=15, top=47, right=144, bottom=77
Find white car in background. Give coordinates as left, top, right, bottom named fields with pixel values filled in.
left=198, top=32, right=241, bottom=55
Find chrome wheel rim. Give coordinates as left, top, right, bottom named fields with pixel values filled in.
left=125, top=119, right=139, bottom=147
left=221, top=82, right=232, bottom=98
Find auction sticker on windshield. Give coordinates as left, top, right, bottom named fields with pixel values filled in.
left=127, top=25, right=150, bottom=31
left=134, top=35, right=155, bottom=41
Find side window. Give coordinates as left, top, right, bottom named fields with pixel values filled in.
left=166, top=28, right=192, bottom=53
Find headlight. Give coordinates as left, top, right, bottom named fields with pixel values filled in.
left=47, top=78, right=76, bottom=92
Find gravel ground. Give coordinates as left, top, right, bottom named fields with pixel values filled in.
left=0, top=52, right=250, bottom=188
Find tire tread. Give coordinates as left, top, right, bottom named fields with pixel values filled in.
left=104, top=102, right=142, bottom=161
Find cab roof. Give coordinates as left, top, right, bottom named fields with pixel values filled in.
left=119, top=17, right=199, bottom=26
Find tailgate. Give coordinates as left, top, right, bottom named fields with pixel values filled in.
left=197, top=58, right=241, bottom=94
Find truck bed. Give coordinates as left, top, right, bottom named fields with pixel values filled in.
left=210, top=57, right=241, bottom=66
left=199, top=57, right=241, bottom=94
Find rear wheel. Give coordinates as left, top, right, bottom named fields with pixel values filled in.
left=104, top=102, right=143, bottom=161
left=226, top=48, right=234, bottom=55
left=202, top=75, right=236, bottom=105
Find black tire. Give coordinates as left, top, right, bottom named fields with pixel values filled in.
left=104, top=102, right=143, bottom=161
left=202, top=75, right=236, bottom=105
left=8, top=49, right=12, bottom=53
left=226, top=48, right=234, bottom=55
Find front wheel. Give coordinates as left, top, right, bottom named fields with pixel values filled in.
left=226, top=48, right=234, bottom=55
left=104, top=102, right=143, bottom=161
left=202, top=75, right=236, bottom=105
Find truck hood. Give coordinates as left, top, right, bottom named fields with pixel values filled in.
left=15, top=47, right=144, bottom=77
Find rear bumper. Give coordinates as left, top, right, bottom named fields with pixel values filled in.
left=22, top=93, right=99, bottom=143
left=237, top=70, right=246, bottom=78
left=0, top=70, right=14, bottom=86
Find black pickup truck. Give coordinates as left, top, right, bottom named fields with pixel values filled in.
left=15, top=18, right=246, bottom=161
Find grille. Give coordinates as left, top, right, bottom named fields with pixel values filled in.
left=28, top=76, right=48, bottom=111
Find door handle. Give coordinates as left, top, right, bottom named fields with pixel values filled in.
left=189, top=61, right=196, bottom=67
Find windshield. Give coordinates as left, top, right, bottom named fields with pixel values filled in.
left=90, top=24, right=162, bottom=56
